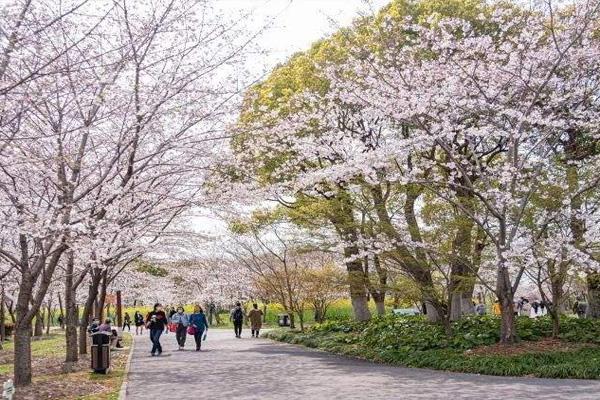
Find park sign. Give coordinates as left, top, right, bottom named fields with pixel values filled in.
left=2, top=379, right=14, bottom=400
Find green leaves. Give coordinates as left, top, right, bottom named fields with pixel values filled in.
left=267, top=315, right=600, bottom=379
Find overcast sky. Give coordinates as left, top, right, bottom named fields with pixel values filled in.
left=217, top=0, right=390, bottom=66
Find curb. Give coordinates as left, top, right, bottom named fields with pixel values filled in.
left=118, top=333, right=135, bottom=400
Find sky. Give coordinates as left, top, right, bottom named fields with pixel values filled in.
left=190, top=0, right=390, bottom=238
left=216, top=0, right=390, bottom=65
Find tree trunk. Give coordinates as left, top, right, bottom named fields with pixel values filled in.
left=8, top=302, right=16, bottom=324
left=297, top=310, right=304, bottom=331
left=329, top=192, right=372, bottom=322
left=392, top=292, right=400, bottom=309
left=13, top=322, right=33, bottom=387
left=371, top=255, right=387, bottom=316
left=96, top=270, right=108, bottom=321
left=450, top=291, right=475, bottom=321
left=497, top=267, right=516, bottom=343
left=448, top=185, right=477, bottom=321
left=346, top=257, right=371, bottom=321
left=499, top=299, right=516, bottom=343
left=373, top=293, right=386, bottom=316
left=424, top=300, right=441, bottom=323
left=58, top=293, right=65, bottom=329
left=0, top=288, right=5, bottom=350
left=79, top=270, right=102, bottom=355
left=586, top=271, right=600, bottom=318
left=64, top=256, right=79, bottom=369
left=289, top=312, right=295, bottom=329
left=45, top=298, right=53, bottom=335
left=551, top=310, right=560, bottom=338
left=34, top=312, right=43, bottom=337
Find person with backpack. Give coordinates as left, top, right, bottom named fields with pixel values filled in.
left=134, top=311, right=145, bottom=335
left=247, top=303, right=263, bottom=338
left=164, top=306, right=176, bottom=335
left=170, top=306, right=190, bottom=350
left=122, top=312, right=132, bottom=332
left=230, top=302, right=245, bottom=338
left=146, top=303, right=168, bottom=356
left=189, top=304, right=208, bottom=351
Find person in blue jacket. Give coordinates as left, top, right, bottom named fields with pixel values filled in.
left=170, top=306, right=190, bottom=350
left=189, top=304, right=208, bottom=351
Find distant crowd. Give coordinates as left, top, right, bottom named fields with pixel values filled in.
left=122, top=302, right=264, bottom=356
left=476, top=298, right=553, bottom=318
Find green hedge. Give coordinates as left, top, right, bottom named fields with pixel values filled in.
left=315, top=315, right=594, bottom=351
left=265, top=315, right=600, bottom=379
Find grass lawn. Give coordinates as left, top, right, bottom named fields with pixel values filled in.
left=265, top=315, right=600, bottom=379
left=0, top=330, right=132, bottom=399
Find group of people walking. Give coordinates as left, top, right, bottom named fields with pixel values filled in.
left=520, top=298, right=549, bottom=318
left=488, top=297, right=550, bottom=318
left=231, top=302, right=264, bottom=338
left=118, top=310, right=145, bottom=334
left=129, top=301, right=263, bottom=356
left=143, top=303, right=209, bottom=355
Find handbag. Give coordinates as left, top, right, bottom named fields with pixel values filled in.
left=168, top=323, right=177, bottom=333
left=187, top=325, right=197, bottom=335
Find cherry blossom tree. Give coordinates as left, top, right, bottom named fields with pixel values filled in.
left=1, top=0, right=255, bottom=386
left=228, top=0, right=600, bottom=343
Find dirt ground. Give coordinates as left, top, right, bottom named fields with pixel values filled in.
left=465, top=338, right=595, bottom=357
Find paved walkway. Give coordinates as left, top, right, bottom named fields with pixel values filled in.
left=125, top=329, right=600, bottom=400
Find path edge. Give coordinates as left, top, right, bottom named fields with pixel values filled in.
left=118, top=333, right=135, bottom=400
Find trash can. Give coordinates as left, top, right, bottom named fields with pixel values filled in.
left=277, top=314, right=290, bottom=327
left=91, top=332, right=111, bottom=373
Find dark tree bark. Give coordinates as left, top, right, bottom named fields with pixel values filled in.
left=329, top=193, right=372, bottom=322
left=64, top=253, right=79, bottom=369
left=33, top=311, right=43, bottom=337
left=497, top=265, right=516, bottom=343
left=449, top=189, right=476, bottom=321
left=345, top=256, right=371, bottom=321
left=13, top=322, right=33, bottom=386
left=0, top=287, right=5, bottom=350
left=13, top=236, right=67, bottom=386
left=79, top=269, right=102, bottom=355
left=96, top=270, right=108, bottom=321
left=586, top=272, right=600, bottom=318
left=58, top=293, right=65, bottom=329
left=370, top=184, right=445, bottom=323
left=45, top=297, right=53, bottom=336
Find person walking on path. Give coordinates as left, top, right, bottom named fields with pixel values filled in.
left=248, top=303, right=263, bottom=338
left=189, top=305, right=209, bottom=351
left=165, top=306, right=176, bottom=335
left=134, top=311, right=145, bottom=335
left=123, top=312, right=132, bottom=332
left=171, top=306, right=190, bottom=350
left=146, top=303, right=168, bottom=356
left=230, top=302, right=245, bottom=338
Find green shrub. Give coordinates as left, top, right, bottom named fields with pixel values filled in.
left=306, top=315, right=600, bottom=350
left=265, top=315, right=600, bottom=379
left=559, top=317, right=600, bottom=344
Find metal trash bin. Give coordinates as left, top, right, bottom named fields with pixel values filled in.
left=91, top=332, right=111, bottom=373
left=277, top=314, right=290, bottom=327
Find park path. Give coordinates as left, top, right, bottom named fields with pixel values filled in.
left=124, top=329, right=600, bottom=400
